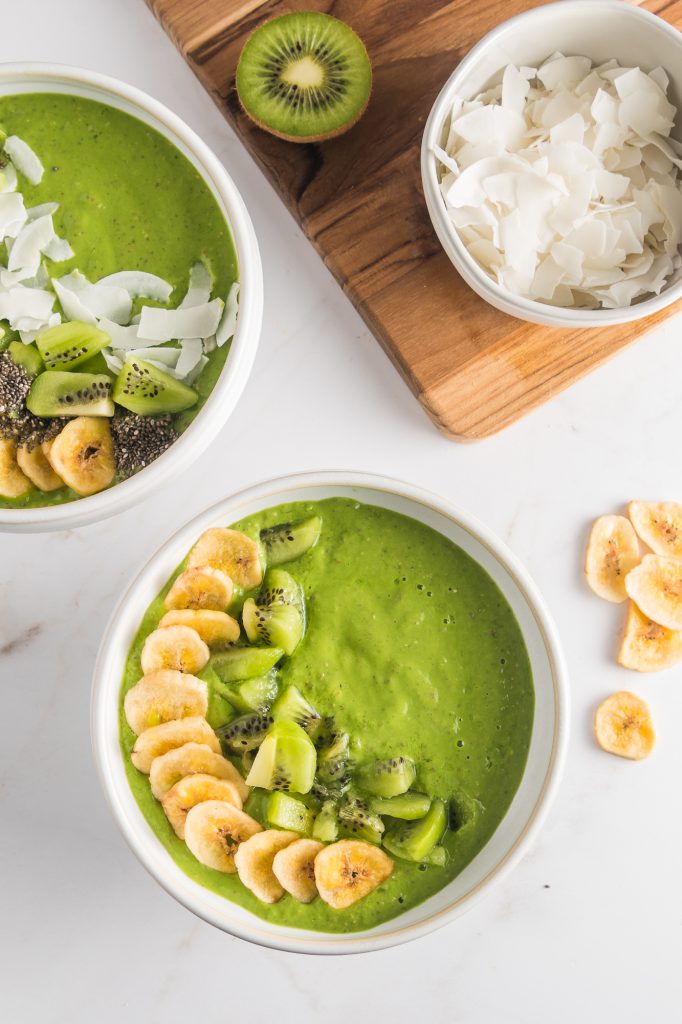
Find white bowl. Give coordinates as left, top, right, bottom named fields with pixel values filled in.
left=91, top=471, right=569, bottom=954
left=421, top=0, right=682, bottom=327
left=0, top=63, right=263, bottom=533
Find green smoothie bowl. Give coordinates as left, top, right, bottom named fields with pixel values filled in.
left=0, top=64, right=262, bottom=532
left=91, top=472, right=568, bottom=953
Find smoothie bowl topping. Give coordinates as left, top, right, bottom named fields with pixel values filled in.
left=0, top=92, right=239, bottom=509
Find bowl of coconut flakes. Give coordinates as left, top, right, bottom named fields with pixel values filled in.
left=421, top=0, right=682, bottom=326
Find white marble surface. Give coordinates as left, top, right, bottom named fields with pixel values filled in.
left=2, top=1, right=682, bottom=1020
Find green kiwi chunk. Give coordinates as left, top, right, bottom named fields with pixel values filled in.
left=217, top=712, right=274, bottom=753
left=382, top=799, right=448, bottom=863
left=242, top=600, right=304, bottom=655
left=315, top=721, right=351, bottom=786
left=209, top=646, right=284, bottom=683
left=357, top=755, right=416, bottom=798
left=271, top=684, right=321, bottom=737
left=199, top=663, right=238, bottom=730
left=369, top=792, right=431, bottom=821
left=236, top=11, right=372, bottom=143
left=113, top=357, right=197, bottom=415
left=8, top=340, right=43, bottom=376
left=218, top=670, right=279, bottom=714
left=260, top=516, right=321, bottom=566
left=26, top=370, right=114, bottom=417
left=245, top=720, right=317, bottom=794
left=36, top=320, right=110, bottom=370
left=422, top=845, right=447, bottom=867
left=338, top=797, right=384, bottom=845
left=266, top=792, right=314, bottom=835
left=257, top=568, right=303, bottom=610
left=312, top=800, right=339, bottom=843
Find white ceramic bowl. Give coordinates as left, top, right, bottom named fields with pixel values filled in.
left=91, top=471, right=569, bottom=954
left=421, top=0, right=682, bottom=327
left=0, top=63, right=263, bottom=533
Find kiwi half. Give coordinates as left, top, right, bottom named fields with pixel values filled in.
left=36, top=320, right=110, bottom=371
left=236, top=11, right=372, bottom=143
left=26, top=370, right=114, bottom=417
left=113, top=357, right=197, bottom=416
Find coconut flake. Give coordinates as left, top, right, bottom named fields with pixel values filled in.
left=4, top=136, right=44, bottom=185
left=43, top=235, right=74, bottom=263
left=137, top=298, right=223, bottom=342
left=0, top=164, right=17, bottom=194
left=0, top=285, right=55, bottom=329
left=96, top=317, right=141, bottom=351
left=8, top=215, right=55, bottom=274
left=179, top=261, right=213, bottom=309
left=97, top=270, right=173, bottom=303
left=54, top=270, right=132, bottom=324
left=0, top=192, right=27, bottom=240
left=215, top=283, right=239, bottom=347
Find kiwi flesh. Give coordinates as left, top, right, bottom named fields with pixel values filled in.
left=338, top=797, right=384, bottom=844
left=312, top=800, right=339, bottom=843
left=218, top=670, right=279, bottom=714
left=382, top=799, right=448, bottom=863
left=368, top=792, right=431, bottom=821
left=8, top=340, right=43, bottom=376
left=266, top=791, right=314, bottom=834
left=260, top=515, right=321, bottom=565
left=315, top=722, right=351, bottom=785
left=242, top=599, right=304, bottom=655
left=357, top=755, right=416, bottom=798
left=236, top=11, right=372, bottom=143
left=36, top=320, right=110, bottom=371
left=257, top=568, right=303, bottom=610
left=271, top=684, right=321, bottom=737
left=217, top=712, right=273, bottom=753
left=209, top=646, right=284, bottom=683
left=26, top=370, right=114, bottom=417
left=113, top=357, right=197, bottom=415
left=245, top=719, right=317, bottom=794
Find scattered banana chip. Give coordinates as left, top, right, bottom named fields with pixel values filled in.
left=629, top=501, right=682, bottom=560
left=47, top=416, right=115, bottom=496
left=164, top=566, right=234, bottom=612
left=625, top=554, right=682, bottom=630
left=594, top=690, right=656, bottom=760
left=149, top=740, right=249, bottom=801
left=0, top=438, right=32, bottom=497
left=585, top=514, right=640, bottom=603
left=314, top=840, right=394, bottom=909
left=158, top=609, right=240, bottom=647
left=123, top=669, right=208, bottom=736
left=188, top=528, right=263, bottom=590
left=16, top=442, right=63, bottom=491
left=618, top=602, right=682, bottom=672
left=234, top=829, right=298, bottom=903
left=272, top=838, right=323, bottom=904
left=185, top=800, right=262, bottom=873
left=131, top=716, right=219, bottom=774
left=161, top=773, right=243, bottom=839
left=140, top=624, right=209, bottom=675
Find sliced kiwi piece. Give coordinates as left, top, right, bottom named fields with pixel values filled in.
left=260, top=515, right=321, bottom=566
left=113, top=357, right=197, bottom=415
left=312, top=800, right=339, bottom=843
left=245, top=719, right=316, bottom=794
left=209, top=646, right=284, bottom=683
left=36, top=320, right=110, bottom=371
left=382, top=799, right=448, bottom=863
left=316, top=721, right=351, bottom=785
left=369, top=791, right=431, bottom=821
left=266, top=791, right=314, bottom=835
left=217, top=712, right=273, bottom=753
left=338, top=797, right=384, bottom=845
left=218, top=670, right=279, bottom=714
left=357, top=755, right=416, bottom=798
left=26, top=371, right=114, bottom=417
left=198, top=663, right=238, bottom=729
left=242, top=599, right=304, bottom=655
left=236, top=11, right=372, bottom=143
left=422, top=845, right=447, bottom=868
left=257, top=568, right=302, bottom=609
left=271, top=684, right=321, bottom=737
left=8, top=340, right=43, bottom=376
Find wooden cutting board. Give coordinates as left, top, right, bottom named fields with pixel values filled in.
left=145, top=0, right=682, bottom=440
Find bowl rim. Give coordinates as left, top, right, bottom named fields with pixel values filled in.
left=91, top=469, right=570, bottom=955
left=420, top=0, right=682, bottom=327
left=0, top=61, right=263, bottom=532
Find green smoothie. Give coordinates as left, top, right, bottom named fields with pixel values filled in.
left=0, top=93, right=237, bottom=509
left=119, top=498, right=534, bottom=933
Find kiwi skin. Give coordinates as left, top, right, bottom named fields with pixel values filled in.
left=236, top=13, right=372, bottom=144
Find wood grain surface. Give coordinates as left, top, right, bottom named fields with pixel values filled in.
left=145, top=0, right=682, bottom=439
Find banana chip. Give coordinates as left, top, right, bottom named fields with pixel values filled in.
left=158, top=609, right=240, bottom=647
left=585, top=515, right=640, bottom=602
left=594, top=690, right=655, bottom=760
left=234, top=829, right=298, bottom=903
left=618, top=602, right=682, bottom=672
left=188, top=528, right=263, bottom=589
left=629, top=501, right=682, bottom=559
left=314, top=840, right=394, bottom=909
left=164, top=566, right=234, bottom=612
left=625, top=554, right=682, bottom=630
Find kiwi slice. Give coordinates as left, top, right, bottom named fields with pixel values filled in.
left=422, top=845, right=447, bottom=868
left=245, top=719, right=317, bottom=794
left=242, top=600, right=304, bottom=655
left=369, top=792, right=431, bottom=821
left=217, top=712, right=273, bottom=753
left=236, top=11, right=372, bottom=143
left=8, top=340, right=43, bottom=376
left=312, top=800, right=339, bottom=843
left=218, top=670, right=279, bottom=714
left=113, top=357, right=197, bottom=415
left=209, top=646, right=284, bottom=683
left=36, top=320, right=110, bottom=371
left=199, top=663, right=238, bottom=730
left=357, top=755, right=416, bottom=798
left=266, top=791, right=314, bottom=835
left=382, top=799, right=448, bottom=863
left=257, top=568, right=303, bottom=609
left=26, top=371, right=114, bottom=417
left=316, top=722, right=350, bottom=785
left=338, top=797, right=384, bottom=845
left=260, top=516, right=321, bottom=566
left=271, top=684, right=321, bottom=737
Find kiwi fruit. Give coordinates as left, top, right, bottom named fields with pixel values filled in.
left=422, top=845, right=447, bottom=867
left=257, top=568, right=303, bottom=610
left=242, top=600, right=304, bottom=655
left=357, top=755, right=416, bottom=798
left=218, top=670, right=279, bottom=714
left=260, top=515, right=321, bottom=565
left=266, top=791, right=314, bottom=834
left=338, top=797, right=384, bottom=844
left=271, top=684, right=321, bottom=737
left=26, top=371, right=114, bottom=417
left=8, top=340, right=43, bottom=376
left=113, top=357, right=197, bottom=415
left=368, top=792, right=431, bottom=821
left=210, top=646, right=284, bottom=683
left=315, top=721, right=351, bottom=786
left=236, top=11, right=372, bottom=143
left=217, top=712, right=273, bottom=753
left=245, top=719, right=317, bottom=794
left=382, top=799, right=448, bottom=863
left=312, top=800, right=339, bottom=843
left=36, top=320, right=110, bottom=371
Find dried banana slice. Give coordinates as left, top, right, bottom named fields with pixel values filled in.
left=585, top=515, right=640, bottom=603
left=234, top=829, right=298, bottom=903
left=618, top=602, right=682, bottom=672
left=140, top=624, right=209, bottom=675
left=16, top=443, right=63, bottom=491
left=123, top=669, right=207, bottom=736
left=0, top=438, right=32, bottom=497
left=184, top=800, right=262, bottom=873
left=625, top=554, right=682, bottom=630
left=188, top=528, right=263, bottom=589
left=629, top=501, right=682, bottom=559
left=164, top=566, right=234, bottom=612
left=149, top=740, right=249, bottom=801
left=594, top=691, right=655, bottom=760
left=131, top=717, right=219, bottom=774
left=46, top=417, right=115, bottom=496
left=314, top=840, right=394, bottom=909
left=161, top=773, right=243, bottom=839
left=272, top=838, right=323, bottom=904
left=158, top=609, right=240, bottom=647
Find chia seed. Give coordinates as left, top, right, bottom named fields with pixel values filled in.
left=0, top=352, right=62, bottom=450
left=111, top=411, right=177, bottom=477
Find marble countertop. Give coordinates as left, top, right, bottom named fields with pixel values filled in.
left=2, top=1, right=681, bottom=1021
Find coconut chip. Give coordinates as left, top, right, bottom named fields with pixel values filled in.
left=4, top=135, right=44, bottom=186
left=179, top=261, right=212, bottom=309
left=215, top=282, right=239, bottom=347
left=97, top=270, right=173, bottom=304
left=137, top=297, right=224, bottom=342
